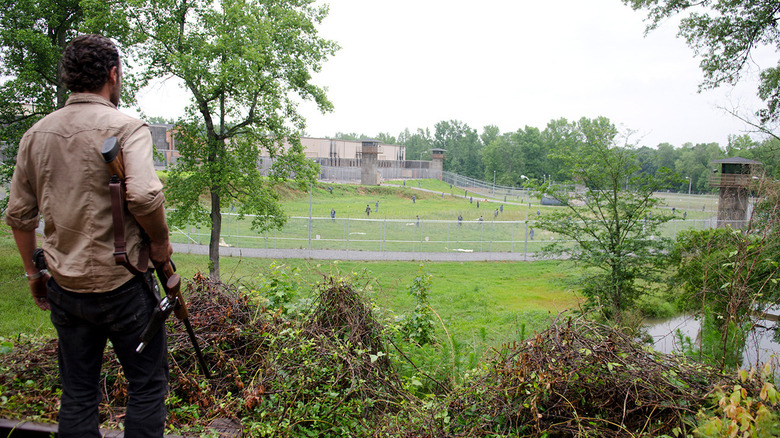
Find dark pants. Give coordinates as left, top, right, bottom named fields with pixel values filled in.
left=47, top=274, right=168, bottom=438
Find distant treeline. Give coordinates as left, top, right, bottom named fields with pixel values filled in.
left=331, top=117, right=779, bottom=193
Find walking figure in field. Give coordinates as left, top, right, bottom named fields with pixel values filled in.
left=494, top=209, right=499, bottom=218
left=375, top=200, right=379, bottom=212
left=330, top=209, right=336, bottom=221
left=365, top=205, right=371, bottom=217
left=328, top=186, right=333, bottom=194
left=530, top=227, right=535, bottom=240
left=412, top=195, right=416, bottom=204
left=458, top=214, right=463, bottom=225
left=500, top=204, right=503, bottom=213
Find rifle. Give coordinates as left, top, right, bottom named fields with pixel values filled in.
left=102, top=136, right=211, bottom=379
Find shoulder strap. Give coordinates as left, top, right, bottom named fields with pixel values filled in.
left=105, top=137, right=150, bottom=275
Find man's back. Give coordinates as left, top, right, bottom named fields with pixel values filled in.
left=9, top=93, right=163, bottom=292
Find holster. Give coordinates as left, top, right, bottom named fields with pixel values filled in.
left=109, top=175, right=150, bottom=276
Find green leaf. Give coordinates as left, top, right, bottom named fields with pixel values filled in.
left=0, top=340, right=13, bottom=354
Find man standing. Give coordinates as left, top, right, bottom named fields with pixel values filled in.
left=4, top=35, right=171, bottom=438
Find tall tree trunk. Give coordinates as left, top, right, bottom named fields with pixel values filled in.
left=209, top=189, right=221, bottom=280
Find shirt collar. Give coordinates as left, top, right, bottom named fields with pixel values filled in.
left=64, top=93, right=116, bottom=109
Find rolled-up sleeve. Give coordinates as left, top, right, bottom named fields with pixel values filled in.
left=4, top=147, right=40, bottom=231
left=122, top=124, right=165, bottom=217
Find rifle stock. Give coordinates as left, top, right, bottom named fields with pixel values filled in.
left=102, top=136, right=125, bottom=181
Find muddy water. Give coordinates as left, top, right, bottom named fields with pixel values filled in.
left=645, top=314, right=780, bottom=367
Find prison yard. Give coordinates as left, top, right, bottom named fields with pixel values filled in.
left=169, top=178, right=721, bottom=255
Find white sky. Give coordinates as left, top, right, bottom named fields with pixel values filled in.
left=132, top=0, right=775, bottom=148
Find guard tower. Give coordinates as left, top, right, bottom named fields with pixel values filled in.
left=360, top=139, right=380, bottom=186
left=709, top=157, right=762, bottom=228
left=430, top=148, right=446, bottom=180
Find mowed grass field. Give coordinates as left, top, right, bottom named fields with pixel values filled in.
left=169, top=179, right=718, bottom=252
left=1, top=223, right=581, bottom=347
left=267, top=179, right=531, bottom=221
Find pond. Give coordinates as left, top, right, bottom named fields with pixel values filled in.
left=645, top=313, right=780, bottom=368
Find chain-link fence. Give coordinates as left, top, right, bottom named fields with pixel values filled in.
left=441, top=171, right=529, bottom=200
left=170, top=214, right=721, bottom=257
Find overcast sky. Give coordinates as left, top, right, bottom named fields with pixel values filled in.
left=133, top=0, right=774, bottom=148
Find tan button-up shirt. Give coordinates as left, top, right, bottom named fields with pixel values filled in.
left=5, top=93, right=165, bottom=292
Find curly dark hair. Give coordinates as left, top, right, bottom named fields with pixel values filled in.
left=60, top=34, right=120, bottom=93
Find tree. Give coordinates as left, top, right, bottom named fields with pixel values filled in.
left=481, top=133, right=522, bottom=186
left=479, top=124, right=500, bottom=148
left=433, top=120, right=483, bottom=178
left=672, top=180, right=780, bottom=369
left=624, top=0, right=780, bottom=137
left=331, top=132, right=364, bottom=141
left=130, top=0, right=337, bottom=279
left=0, top=0, right=134, bottom=213
left=535, top=117, right=677, bottom=326
left=674, top=142, right=723, bottom=194
left=749, top=137, right=780, bottom=178
left=541, top=118, right=579, bottom=182
left=513, top=126, right=545, bottom=180
left=397, top=127, right=432, bottom=162
left=373, top=132, right=397, bottom=145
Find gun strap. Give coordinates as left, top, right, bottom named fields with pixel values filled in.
left=109, top=178, right=149, bottom=276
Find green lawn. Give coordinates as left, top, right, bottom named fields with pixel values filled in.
left=1, top=223, right=581, bottom=347
left=279, top=180, right=533, bottom=221
left=0, top=226, right=53, bottom=338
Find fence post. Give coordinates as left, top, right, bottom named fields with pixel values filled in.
left=490, top=221, right=494, bottom=252
left=511, top=221, right=515, bottom=252
left=456, top=221, right=460, bottom=252
left=524, top=222, right=528, bottom=261
left=446, top=221, right=450, bottom=252
left=412, top=220, right=416, bottom=252
left=420, top=219, right=424, bottom=254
